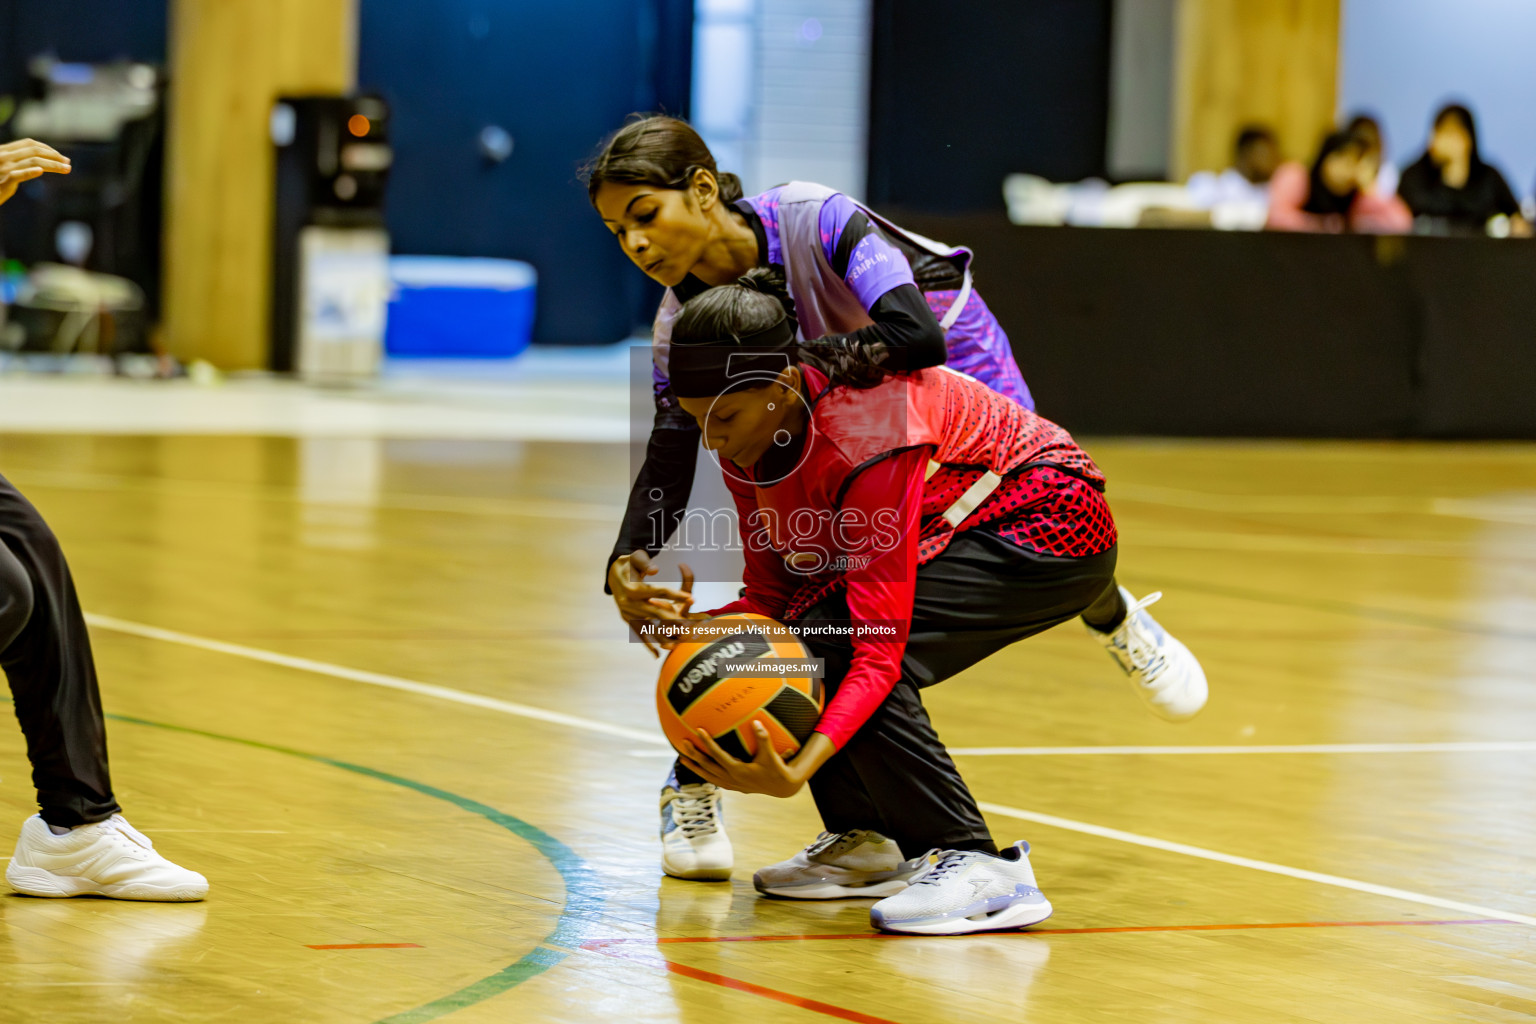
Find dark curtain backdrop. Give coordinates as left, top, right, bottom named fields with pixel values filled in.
left=866, top=0, right=1113, bottom=214
left=0, top=0, right=167, bottom=92
left=0, top=1, right=168, bottom=317
left=359, top=0, right=693, bottom=344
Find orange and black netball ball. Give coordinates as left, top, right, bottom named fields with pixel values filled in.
left=656, top=613, right=822, bottom=760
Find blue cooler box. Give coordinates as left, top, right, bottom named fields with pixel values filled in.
left=385, top=256, right=537, bottom=358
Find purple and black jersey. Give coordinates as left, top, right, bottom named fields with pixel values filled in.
left=608, top=182, right=1034, bottom=584
left=654, top=185, right=1032, bottom=409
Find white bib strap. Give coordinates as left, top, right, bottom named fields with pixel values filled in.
left=937, top=268, right=973, bottom=332
left=941, top=469, right=1003, bottom=528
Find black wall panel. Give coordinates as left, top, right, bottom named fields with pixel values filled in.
left=867, top=0, right=1113, bottom=214
left=359, top=0, right=692, bottom=344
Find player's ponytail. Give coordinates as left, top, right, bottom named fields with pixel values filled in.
left=672, top=266, right=890, bottom=393
left=797, top=335, right=891, bottom=390
left=673, top=267, right=791, bottom=348
left=584, top=115, right=744, bottom=206
left=714, top=171, right=744, bottom=204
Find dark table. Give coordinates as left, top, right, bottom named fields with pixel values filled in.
left=896, top=215, right=1536, bottom=438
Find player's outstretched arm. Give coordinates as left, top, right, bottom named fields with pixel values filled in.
left=0, top=139, right=71, bottom=206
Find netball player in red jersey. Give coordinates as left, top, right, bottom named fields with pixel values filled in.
left=587, top=115, right=1206, bottom=882
left=642, top=267, right=1194, bottom=934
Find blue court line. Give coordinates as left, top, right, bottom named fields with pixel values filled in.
left=8, top=700, right=601, bottom=1024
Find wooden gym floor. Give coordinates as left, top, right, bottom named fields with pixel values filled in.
left=1, top=432, right=1534, bottom=1023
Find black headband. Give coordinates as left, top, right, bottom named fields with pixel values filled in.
left=669, top=316, right=798, bottom=398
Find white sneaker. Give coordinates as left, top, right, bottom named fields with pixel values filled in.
left=7, top=814, right=209, bottom=901
left=660, top=778, right=732, bottom=881
left=1086, top=587, right=1208, bottom=721
left=869, top=841, right=1052, bottom=935
left=753, top=830, right=923, bottom=900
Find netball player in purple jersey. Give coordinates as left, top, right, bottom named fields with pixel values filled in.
left=586, top=115, right=1206, bottom=884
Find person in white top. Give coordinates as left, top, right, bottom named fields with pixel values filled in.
left=1186, top=125, right=1280, bottom=209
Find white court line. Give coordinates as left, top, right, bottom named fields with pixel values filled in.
left=624, top=741, right=1536, bottom=757
left=977, top=801, right=1536, bottom=928
left=87, top=611, right=1536, bottom=928
left=951, top=742, right=1536, bottom=756
left=83, top=612, right=668, bottom=746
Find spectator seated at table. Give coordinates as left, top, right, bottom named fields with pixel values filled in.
left=1187, top=125, right=1279, bottom=209
left=1266, top=130, right=1411, bottom=235
left=1346, top=113, right=1398, bottom=198
left=1398, top=103, right=1529, bottom=237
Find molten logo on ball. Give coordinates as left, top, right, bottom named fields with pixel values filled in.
left=656, top=613, right=823, bottom=760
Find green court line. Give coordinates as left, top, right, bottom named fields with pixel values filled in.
left=5, top=698, right=600, bottom=1024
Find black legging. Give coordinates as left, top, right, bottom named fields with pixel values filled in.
left=677, top=525, right=1118, bottom=858
left=0, top=474, right=119, bottom=827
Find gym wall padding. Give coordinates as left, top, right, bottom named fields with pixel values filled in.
left=358, top=0, right=693, bottom=345
left=895, top=215, right=1536, bottom=439
left=867, top=0, right=1114, bottom=214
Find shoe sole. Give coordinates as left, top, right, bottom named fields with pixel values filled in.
left=662, top=864, right=733, bottom=882
left=754, top=877, right=910, bottom=900
left=873, top=898, right=1054, bottom=935
left=6, top=866, right=207, bottom=902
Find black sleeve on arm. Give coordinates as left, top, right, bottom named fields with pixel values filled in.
left=1490, top=168, right=1522, bottom=217
left=604, top=393, right=700, bottom=593
left=1396, top=159, right=1431, bottom=215
left=799, top=283, right=948, bottom=375
left=832, top=284, right=948, bottom=372
left=814, top=210, right=949, bottom=372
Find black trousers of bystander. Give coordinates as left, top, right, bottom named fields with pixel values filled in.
left=0, top=474, right=119, bottom=827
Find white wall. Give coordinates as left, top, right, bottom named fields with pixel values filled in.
left=1340, top=0, right=1536, bottom=200
left=692, top=0, right=871, bottom=201
left=1106, top=0, right=1177, bottom=181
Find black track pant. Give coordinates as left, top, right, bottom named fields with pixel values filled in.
left=0, top=474, right=119, bottom=827
left=670, top=526, right=1116, bottom=855
left=801, top=530, right=1117, bottom=858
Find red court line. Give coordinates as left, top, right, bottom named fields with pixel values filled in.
left=617, top=921, right=1505, bottom=945
left=586, top=942, right=902, bottom=1024
left=306, top=943, right=424, bottom=950
left=580, top=919, right=1506, bottom=1024
left=584, top=917, right=1507, bottom=951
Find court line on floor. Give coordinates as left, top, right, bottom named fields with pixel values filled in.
left=96, top=709, right=604, bottom=1024
left=84, top=612, right=667, bottom=746
left=950, top=741, right=1536, bottom=756
left=976, top=801, right=1536, bottom=928
left=585, top=918, right=1508, bottom=947
left=625, top=741, right=1536, bottom=757
left=582, top=941, right=900, bottom=1024
left=86, top=614, right=1536, bottom=931
left=92, top=704, right=901, bottom=1024
left=578, top=916, right=1507, bottom=1024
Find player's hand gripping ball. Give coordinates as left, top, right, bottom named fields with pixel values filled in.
left=656, top=613, right=822, bottom=760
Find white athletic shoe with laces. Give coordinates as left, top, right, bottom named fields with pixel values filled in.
left=869, top=841, right=1052, bottom=935
left=660, top=778, right=732, bottom=881
left=1086, top=587, right=1208, bottom=721
left=753, top=830, right=923, bottom=899
left=7, top=814, right=208, bottom=901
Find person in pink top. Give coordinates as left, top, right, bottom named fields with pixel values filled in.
left=1266, top=130, right=1411, bottom=234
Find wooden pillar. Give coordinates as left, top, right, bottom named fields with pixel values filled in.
left=163, top=0, right=356, bottom=370
left=1172, top=0, right=1340, bottom=180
